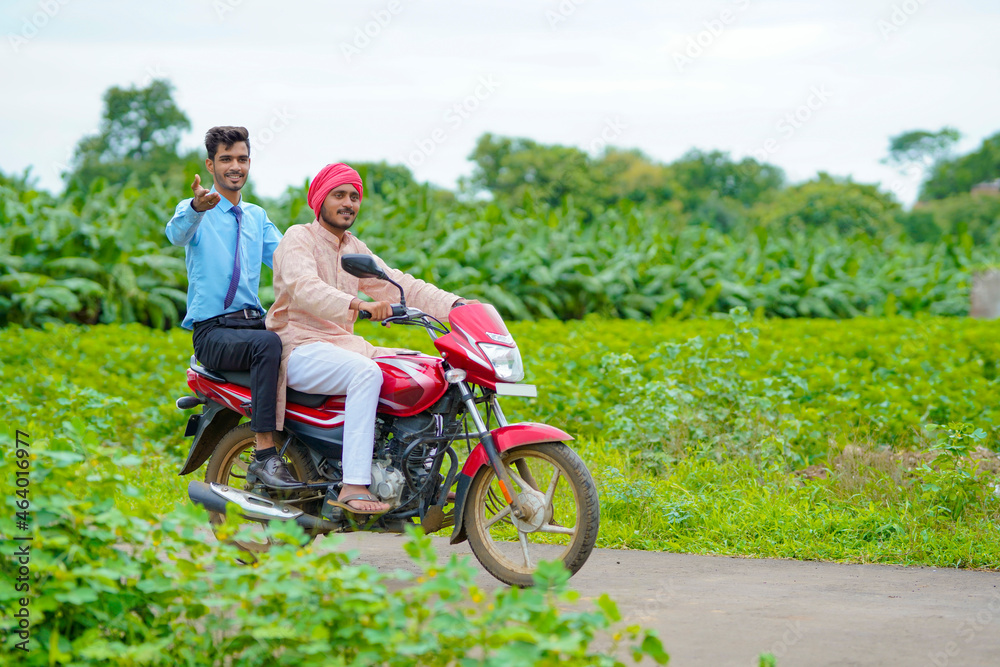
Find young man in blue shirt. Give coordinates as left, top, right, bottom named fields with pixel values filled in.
left=166, top=126, right=296, bottom=487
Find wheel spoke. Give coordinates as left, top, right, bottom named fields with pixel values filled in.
left=485, top=488, right=506, bottom=514
left=517, top=531, right=532, bottom=568
left=506, top=465, right=532, bottom=493
left=484, top=504, right=511, bottom=529
left=544, top=469, right=561, bottom=505
left=514, top=458, right=539, bottom=491
left=538, top=523, right=575, bottom=536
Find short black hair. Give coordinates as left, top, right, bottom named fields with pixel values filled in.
left=205, top=126, right=250, bottom=160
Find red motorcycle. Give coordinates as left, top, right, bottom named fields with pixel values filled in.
left=179, top=254, right=599, bottom=586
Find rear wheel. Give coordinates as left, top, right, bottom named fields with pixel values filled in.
left=204, top=423, right=317, bottom=553
left=464, top=442, right=599, bottom=587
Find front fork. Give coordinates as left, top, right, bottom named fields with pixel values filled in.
left=456, top=381, right=525, bottom=519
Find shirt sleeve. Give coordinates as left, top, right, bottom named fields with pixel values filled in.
left=165, top=198, right=206, bottom=246
left=273, top=227, right=357, bottom=324
left=357, top=241, right=462, bottom=321
left=261, top=211, right=283, bottom=269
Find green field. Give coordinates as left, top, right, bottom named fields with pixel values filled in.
left=2, top=315, right=998, bottom=664
left=2, top=315, right=997, bottom=566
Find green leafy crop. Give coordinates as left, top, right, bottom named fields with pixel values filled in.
left=2, top=173, right=997, bottom=327
left=0, top=421, right=667, bottom=666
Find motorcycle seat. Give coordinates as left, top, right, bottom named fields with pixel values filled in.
left=189, top=356, right=329, bottom=409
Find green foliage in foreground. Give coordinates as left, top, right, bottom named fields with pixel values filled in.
left=0, top=423, right=667, bottom=666
left=0, top=316, right=997, bottom=574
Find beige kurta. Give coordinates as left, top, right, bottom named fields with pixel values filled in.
left=266, top=221, right=461, bottom=430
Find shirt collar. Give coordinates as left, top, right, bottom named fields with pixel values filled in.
left=210, top=186, right=243, bottom=213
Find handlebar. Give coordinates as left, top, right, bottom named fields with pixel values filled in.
left=356, top=304, right=407, bottom=320
left=355, top=303, right=448, bottom=339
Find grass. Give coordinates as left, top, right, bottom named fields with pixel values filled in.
left=99, top=434, right=1000, bottom=571
left=115, top=451, right=189, bottom=517
left=585, top=438, right=999, bottom=569
left=3, top=318, right=999, bottom=571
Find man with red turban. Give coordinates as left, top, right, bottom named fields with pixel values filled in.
left=266, top=163, right=477, bottom=514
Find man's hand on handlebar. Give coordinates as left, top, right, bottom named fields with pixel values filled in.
left=356, top=301, right=394, bottom=321
left=452, top=299, right=483, bottom=308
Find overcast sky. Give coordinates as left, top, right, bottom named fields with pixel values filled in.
left=2, top=0, right=998, bottom=205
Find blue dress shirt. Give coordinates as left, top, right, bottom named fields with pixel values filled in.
left=165, top=188, right=283, bottom=329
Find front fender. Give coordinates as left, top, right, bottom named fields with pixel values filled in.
left=449, top=422, right=573, bottom=545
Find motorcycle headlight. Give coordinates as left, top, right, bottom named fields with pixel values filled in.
left=479, top=343, right=524, bottom=382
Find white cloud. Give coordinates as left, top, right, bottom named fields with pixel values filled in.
left=0, top=0, right=998, bottom=205
left=711, top=24, right=829, bottom=59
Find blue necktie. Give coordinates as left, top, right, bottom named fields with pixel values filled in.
left=223, top=205, right=242, bottom=309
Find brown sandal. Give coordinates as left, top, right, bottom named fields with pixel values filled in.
left=333, top=493, right=391, bottom=516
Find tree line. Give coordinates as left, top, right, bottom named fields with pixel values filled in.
left=0, top=79, right=997, bottom=328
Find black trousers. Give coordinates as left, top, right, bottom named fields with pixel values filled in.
left=192, top=319, right=281, bottom=433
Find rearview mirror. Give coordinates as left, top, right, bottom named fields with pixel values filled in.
left=341, top=254, right=386, bottom=280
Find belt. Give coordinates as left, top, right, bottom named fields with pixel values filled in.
left=194, top=309, right=263, bottom=328
left=221, top=308, right=263, bottom=320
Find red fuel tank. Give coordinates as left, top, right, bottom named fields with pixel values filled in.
left=375, top=354, right=448, bottom=417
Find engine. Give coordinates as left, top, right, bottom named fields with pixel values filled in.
left=370, top=460, right=405, bottom=507
left=374, top=410, right=465, bottom=508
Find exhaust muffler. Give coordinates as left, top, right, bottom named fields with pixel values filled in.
left=187, top=480, right=340, bottom=533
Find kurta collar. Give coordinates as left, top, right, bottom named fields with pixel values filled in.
left=311, top=219, right=353, bottom=247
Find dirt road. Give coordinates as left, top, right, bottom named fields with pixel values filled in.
left=323, top=533, right=1000, bottom=666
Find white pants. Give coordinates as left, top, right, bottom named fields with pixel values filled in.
left=286, top=342, right=382, bottom=486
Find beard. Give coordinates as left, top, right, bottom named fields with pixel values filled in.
left=320, top=204, right=356, bottom=230
left=214, top=168, right=246, bottom=192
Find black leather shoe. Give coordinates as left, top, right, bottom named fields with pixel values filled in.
left=247, top=455, right=300, bottom=488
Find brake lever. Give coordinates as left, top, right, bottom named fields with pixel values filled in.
left=381, top=308, right=430, bottom=327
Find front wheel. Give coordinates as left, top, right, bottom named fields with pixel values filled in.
left=464, top=442, right=599, bottom=587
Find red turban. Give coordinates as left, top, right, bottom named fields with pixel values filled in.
left=307, top=163, right=364, bottom=219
